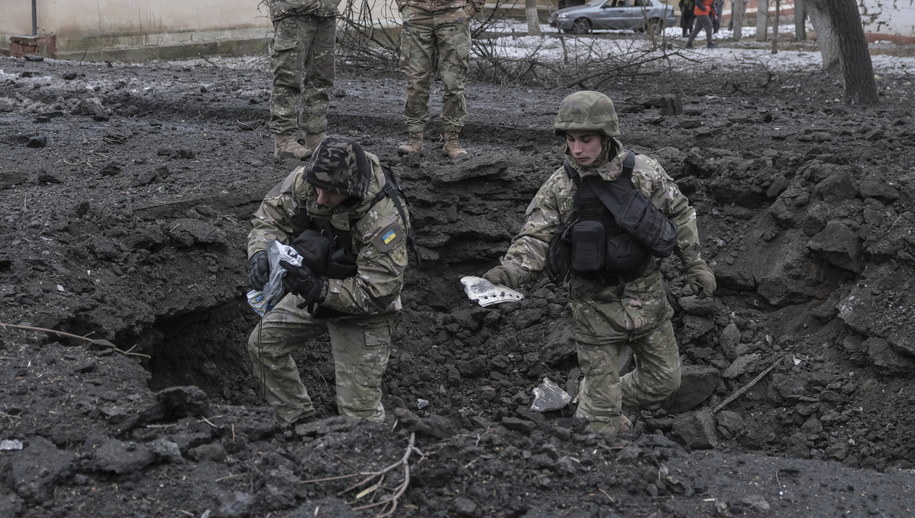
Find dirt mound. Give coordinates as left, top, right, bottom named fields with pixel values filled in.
left=1, top=50, right=915, bottom=516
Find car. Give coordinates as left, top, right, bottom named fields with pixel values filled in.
left=550, top=0, right=678, bottom=35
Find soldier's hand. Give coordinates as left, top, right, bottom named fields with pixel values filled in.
left=686, top=260, right=716, bottom=298
left=291, top=229, right=331, bottom=276
left=483, top=265, right=520, bottom=289
left=326, top=249, right=357, bottom=279
left=280, top=261, right=327, bottom=308
left=247, top=251, right=270, bottom=291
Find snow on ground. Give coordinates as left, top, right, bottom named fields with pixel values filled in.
left=476, top=19, right=915, bottom=77
left=4, top=19, right=912, bottom=80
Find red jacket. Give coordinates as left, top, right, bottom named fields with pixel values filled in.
left=693, top=0, right=713, bottom=15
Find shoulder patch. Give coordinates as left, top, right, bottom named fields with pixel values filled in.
left=372, top=222, right=404, bottom=253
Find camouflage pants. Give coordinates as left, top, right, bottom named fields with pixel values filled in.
left=246, top=293, right=394, bottom=424
left=571, top=294, right=681, bottom=435
left=399, top=6, right=471, bottom=134
left=269, top=14, right=336, bottom=137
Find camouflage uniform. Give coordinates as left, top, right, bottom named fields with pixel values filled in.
left=395, top=0, right=483, bottom=134
left=486, top=92, right=715, bottom=435
left=267, top=0, right=339, bottom=138
left=246, top=136, right=410, bottom=424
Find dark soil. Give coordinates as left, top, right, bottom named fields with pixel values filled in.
left=1, top=40, right=915, bottom=517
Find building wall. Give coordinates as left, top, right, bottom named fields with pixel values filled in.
left=1, top=0, right=276, bottom=59
left=1, top=0, right=912, bottom=60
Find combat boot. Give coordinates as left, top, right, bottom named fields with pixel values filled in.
left=397, top=132, right=423, bottom=155
left=442, top=130, right=467, bottom=159
left=274, top=134, right=312, bottom=160
left=304, top=132, right=326, bottom=152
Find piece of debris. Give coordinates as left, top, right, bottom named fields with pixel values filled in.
left=530, top=377, right=571, bottom=412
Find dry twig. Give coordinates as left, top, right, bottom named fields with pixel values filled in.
left=302, top=432, right=421, bottom=518
left=0, top=322, right=151, bottom=359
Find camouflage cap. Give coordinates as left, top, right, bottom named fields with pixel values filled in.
left=304, top=135, right=372, bottom=199
left=553, top=90, right=620, bottom=138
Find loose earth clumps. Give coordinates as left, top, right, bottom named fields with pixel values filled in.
left=1, top=42, right=914, bottom=517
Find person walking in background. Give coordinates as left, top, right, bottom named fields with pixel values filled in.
left=711, top=0, right=724, bottom=33
left=678, top=0, right=695, bottom=38
left=395, top=0, right=484, bottom=159
left=480, top=91, right=716, bottom=435
left=246, top=135, right=411, bottom=424
left=265, top=0, right=339, bottom=160
left=686, top=0, right=717, bottom=48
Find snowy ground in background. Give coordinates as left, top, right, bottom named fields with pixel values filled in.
left=8, top=18, right=911, bottom=80
left=477, top=19, right=915, bottom=77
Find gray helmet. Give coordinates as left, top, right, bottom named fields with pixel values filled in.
left=552, top=91, right=620, bottom=138
left=304, top=135, right=372, bottom=199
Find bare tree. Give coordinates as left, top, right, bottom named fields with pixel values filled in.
left=526, top=0, right=542, bottom=35
left=808, top=0, right=878, bottom=104
left=794, top=0, right=807, bottom=40
left=732, top=0, right=746, bottom=41
left=806, top=7, right=839, bottom=72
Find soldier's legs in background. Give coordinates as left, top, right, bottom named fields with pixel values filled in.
left=246, top=295, right=326, bottom=424
left=300, top=16, right=335, bottom=136
left=574, top=341, right=627, bottom=435
left=327, top=317, right=394, bottom=421
left=399, top=11, right=436, bottom=134
left=436, top=20, right=470, bottom=131
left=269, top=16, right=309, bottom=137
left=620, top=319, right=681, bottom=412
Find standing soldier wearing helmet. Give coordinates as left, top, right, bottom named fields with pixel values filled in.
left=481, top=91, right=716, bottom=435
left=265, top=0, right=339, bottom=160
left=394, top=0, right=484, bottom=159
left=246, top=135, right=411, bottom=424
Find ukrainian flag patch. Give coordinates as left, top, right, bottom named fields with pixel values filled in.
left=373, top=223, right=404, bottom=253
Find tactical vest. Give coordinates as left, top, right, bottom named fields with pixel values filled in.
left=547, top=152, right=678, bottom=286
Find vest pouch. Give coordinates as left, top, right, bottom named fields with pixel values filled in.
left=617, top=190, right=678, bottom=258
left=604, top=233, right=651, bottom=274
left=570, top=220, right=605, bottom=272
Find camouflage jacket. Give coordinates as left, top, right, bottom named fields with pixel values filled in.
left=499, top=142, right=704, bottom=303
left=395, top=0, right=484, bottom=14
left=248, top=154, right=410, bottom=316
left=266, top=0, right=340, bottom=20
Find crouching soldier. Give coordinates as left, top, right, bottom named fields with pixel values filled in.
left=246, top=135, right=411, bottom=424
left=482, top=91, right=716, bottom=435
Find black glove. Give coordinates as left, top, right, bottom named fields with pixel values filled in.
left=326, top=248, right=357, bottom=279
left=290, top=229, right=331, bottom=276
left=280, top=260, right=327, bottom=308
left=247, top=250, right=269, bottom=291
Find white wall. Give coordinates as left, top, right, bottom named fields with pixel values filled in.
left=2, top=0, right=913, bottom=59
left=859, top=0, right=915, bottom=42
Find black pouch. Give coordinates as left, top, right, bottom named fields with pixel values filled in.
left=570, top=220, right=605, bottom=273
left=605, top=233, right=651, bottom=273
left=617, top=191, right=678, bottom=258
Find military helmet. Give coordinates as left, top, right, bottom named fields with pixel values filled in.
left=304, top=135, right=372, bottom=199
left=553, top=90, right=620, bottom=138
